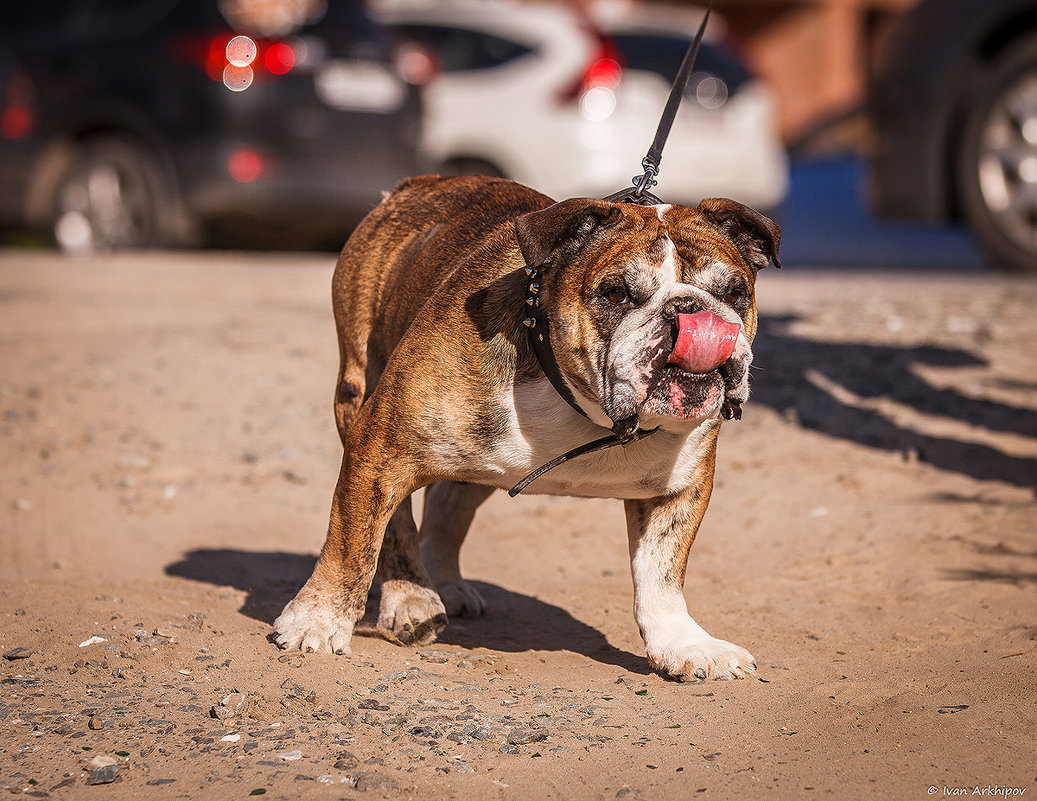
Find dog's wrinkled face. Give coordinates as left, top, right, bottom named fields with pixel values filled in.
left=515, top=197, right=780, bottom=431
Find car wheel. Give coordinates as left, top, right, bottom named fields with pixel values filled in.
left=440, top=157, right=507, bottom=179
left=955, top=35, right=1037, bottom=272
left=53, top=138, right=165, bottom=255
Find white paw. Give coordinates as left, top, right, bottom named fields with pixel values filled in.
left=644, top=617, right=755, bottom=681
left=437, top=580, right=485, bottom=618
left=377, top=581, right=448, bottom=645
left=273, top=595, right=354, bottom=654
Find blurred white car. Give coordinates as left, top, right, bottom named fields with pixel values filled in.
left=374, top=0, right=787, bottom=209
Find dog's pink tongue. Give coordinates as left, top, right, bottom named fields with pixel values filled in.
left=667, top=311, right=740, bottom=373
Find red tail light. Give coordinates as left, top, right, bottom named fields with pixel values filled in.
left=264, top=42, right=296, bottom=75
left=1, top=105, right=33, bottom=140
left=227, top=148, right=266, bottom=182
left=1, top=71, right=35, bottom=140
left=174, top=33, right=296, bottom=90
left=557, top=35, right=623, bottom=105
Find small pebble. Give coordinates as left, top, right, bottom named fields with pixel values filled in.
left=85, top=765, right=121, bottom=785
left=354, top=773, right=400, bottom=792
left=317, top=775, right=352, bottom=785
left=2, top=647, right=31, bottom=661
left=219, top=692, right=247, bottom=717
left=507, top=726, right=547, bottom=746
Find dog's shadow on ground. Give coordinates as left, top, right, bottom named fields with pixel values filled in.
left=164, top=548, right=650, bottom=674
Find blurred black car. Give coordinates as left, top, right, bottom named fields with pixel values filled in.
left=0, top=0, right=426, bottom=253
left=869, top=0, right=1037, bottom=272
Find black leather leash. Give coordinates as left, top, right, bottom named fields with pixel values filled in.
left=509, top=2, right=716, bottom=497
left=606, top=0, right=716, bottom=207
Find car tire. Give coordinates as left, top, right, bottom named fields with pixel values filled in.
left=53, top=137, right=167, bottom=255
left=955, top=35, right=1037, bottom=273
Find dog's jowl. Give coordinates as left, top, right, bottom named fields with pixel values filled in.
left=273, top=175, right=780, bottom=681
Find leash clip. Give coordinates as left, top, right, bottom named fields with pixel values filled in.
left=631, top=157, right=659, bottom=199
left=604, top=154, right=664, bottom=206
left=611, top=415, right=640, bottom=444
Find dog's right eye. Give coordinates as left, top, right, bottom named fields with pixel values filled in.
left=604, top=286, right=629, bottom=305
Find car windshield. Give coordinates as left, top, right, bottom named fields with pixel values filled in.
left=393, top=24, right=535, bottom=73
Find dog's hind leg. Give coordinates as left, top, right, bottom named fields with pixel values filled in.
left=375, top=495, right=449, bottom=645
left=420, top=481, right=495, bottom=618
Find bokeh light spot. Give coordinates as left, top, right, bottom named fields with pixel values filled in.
left=264, top=42, right=295, bottom=75
left=226, top=35, right=257, bottom=67
left=223, top=63, right=254, bottom=91
left=227, top=149, right=264, bottom=182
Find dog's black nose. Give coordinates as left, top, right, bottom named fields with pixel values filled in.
left=662, top=297, right=702, bottom=320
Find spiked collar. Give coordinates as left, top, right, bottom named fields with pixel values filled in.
left=520, top=261, right=589, bottom=423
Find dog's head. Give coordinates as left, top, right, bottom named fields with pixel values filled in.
left=514, top=197, right=780, bottom=431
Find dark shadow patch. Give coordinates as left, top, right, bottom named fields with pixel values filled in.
left=165, top=548, right=316, bottom=626
left=435, top=581, right=652, bottom=675
left=943, top=569, right=1037, bottom=586
left=164, top=551, right=650, bottom=673
left=946, top=535, right=1037, bottom=559
left=940, top=533, right=1037, bottom=586
left=751, top=314, right=1037, bottom=491
left=926, top=492, right=1032, bottom=507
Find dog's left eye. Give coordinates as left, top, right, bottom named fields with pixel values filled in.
left=604, top=286, right=629, bottom=305
left=723, top=287, right=746, bottom=305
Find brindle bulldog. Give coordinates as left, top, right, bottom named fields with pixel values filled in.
left=273, top=175, right=780, bottom=681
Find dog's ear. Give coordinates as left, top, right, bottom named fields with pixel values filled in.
left=514, top=198, right=622, bottom=267
left=697, top=198, right=782, bottom=273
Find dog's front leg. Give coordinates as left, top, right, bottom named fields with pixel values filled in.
left=273, top=441, right=406, bottom=655
left=625, top=479, right=756, bottom=682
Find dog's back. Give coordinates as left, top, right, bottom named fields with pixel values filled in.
left=330, top=175, right=551, bottom=439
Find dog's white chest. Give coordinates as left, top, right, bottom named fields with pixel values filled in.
left=431, top=379, right=716, bottom=499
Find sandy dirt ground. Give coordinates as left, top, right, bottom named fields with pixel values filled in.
left=0, top=249, right=1035, bottom=800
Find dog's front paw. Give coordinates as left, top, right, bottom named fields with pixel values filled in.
left=437, top=580, right=486, bottom=618
left=273, top=594, right=354, bottom=654
left=644, top=618, right=755, bottom=681
left=377, top=581, right=448, bottom=645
